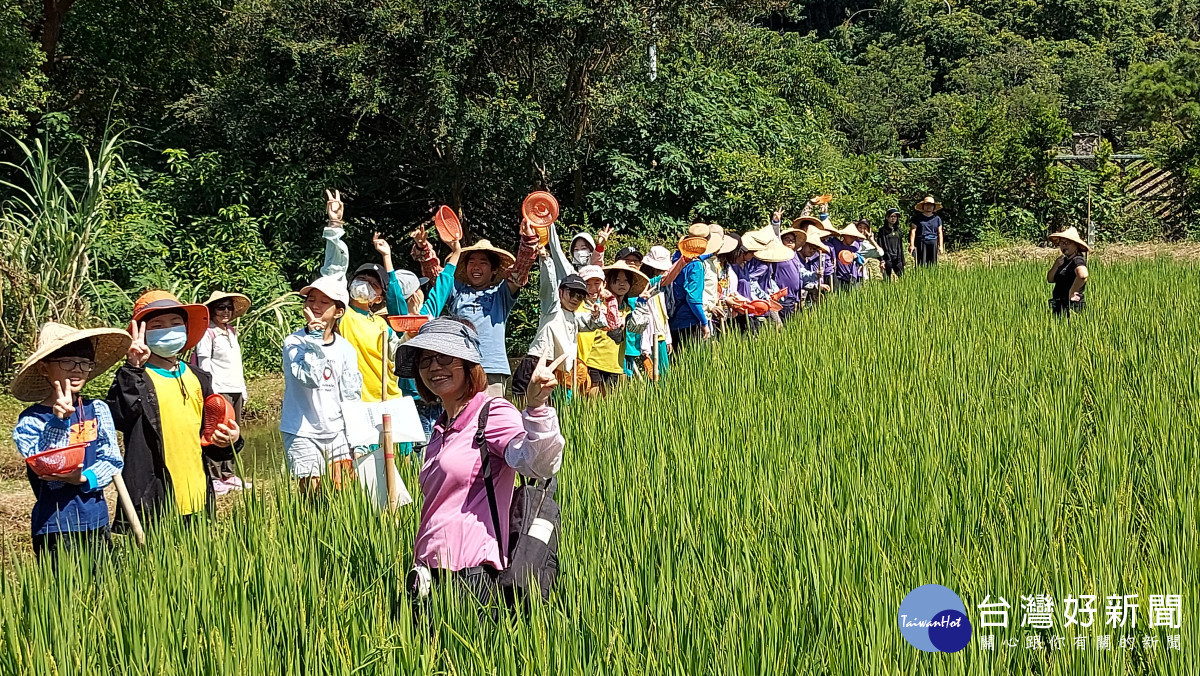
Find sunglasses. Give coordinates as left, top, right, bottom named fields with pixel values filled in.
left=48, top=358, right=96, bottom=374
left=566, top=289, right=587, bottom=301
left=417, top=353, right=459, bottom=370
left=212, top=303, right=235, bottom=312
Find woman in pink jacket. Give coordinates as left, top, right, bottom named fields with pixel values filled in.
left=396, top=318, right=566, bottom=606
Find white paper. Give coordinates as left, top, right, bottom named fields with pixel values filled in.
left=354, top=447, right=413, bottom=511
left=342, top=397, right=426, bottom=448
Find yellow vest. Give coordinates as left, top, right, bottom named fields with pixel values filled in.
left=147, top=364, right=207, bottom=515
left=576, top=308, right=623, bottom=375
left=340, top=307, right=401, bottom=403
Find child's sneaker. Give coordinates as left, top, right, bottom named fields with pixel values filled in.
left=212, top=478, right=233, bottom=496
left=224, top=476, right=252, bottom=490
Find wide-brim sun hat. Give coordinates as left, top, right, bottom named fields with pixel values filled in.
left=131, top=290, right=210, bottom=352
left=641, top=245, right=673, bottom=272
left=915, top=195, right=943, bottom=212
left=791, top=216, right=824, bottom=231
left=300, top=275, right=351, bottom=308
left=603, top=260, right=650, bottom=297
left=741, top=225, right=776, bottom=253
left=10, top=322, right=133, bottom=402
left=718, top=233, right=739, bottom=255
left=801, top=225, right=831, bottom=253
left=703, top=223, right=726, bottom=256
left=1048, top=226, right=1090, bottom=252
left=455, top=239, right=516, bottom=285
left=395, top=318, right=483, bottom=378
left=678, top=222, right=711, bottom=259
left=203, top=291, right=251, bottom=319
left=755, top=239, right=795, bottom=264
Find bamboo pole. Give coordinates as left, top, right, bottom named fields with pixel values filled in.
left=381, top=326, right=400, bottom=511
left=112, top=474, right=145, bottom=547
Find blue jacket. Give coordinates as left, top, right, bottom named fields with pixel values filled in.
left=669, top=259, right=708, bottom=331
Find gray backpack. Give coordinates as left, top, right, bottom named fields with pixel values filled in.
left=476, top=400, right=561, bottom=603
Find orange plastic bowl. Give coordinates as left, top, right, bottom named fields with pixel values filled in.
left=812, top=194, right=833, bottom=205
left=748, top=300, right=770, bottom=316
left=26, top=442, right=87, bottom=477
left=387, top=314, right=429, bottom=333
left=679, top=236, right=708, bottom=259
left=201, top=394, right=237, bottom=446
left=433, top=205, right=463, bottom=243
left=838, top=249, right=856, bottom=265
left=522, top=192, right=560, bottom=227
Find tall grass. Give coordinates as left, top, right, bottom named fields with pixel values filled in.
left=0, top=131, right=126, bottom=373
left=1, top=261, right=1196, bottom=675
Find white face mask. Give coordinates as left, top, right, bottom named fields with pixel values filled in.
left=572, top=249, right=592, bottom=266
left=349, top=279, right=375, bottom=303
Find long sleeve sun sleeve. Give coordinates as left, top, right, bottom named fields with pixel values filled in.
left=80, top=401, right=123, bottom=492
left=505, top=230, right=539, bottom=289
left=420, top=263, right=458, bottom=317
left=500, top=405, right=565, bottom=480
left=411, top=239, right=444, bottom=280
left=321, top=225, right=350, bottom=282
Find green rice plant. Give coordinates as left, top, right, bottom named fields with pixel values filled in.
left=0, top=260, right=1196, bottom=675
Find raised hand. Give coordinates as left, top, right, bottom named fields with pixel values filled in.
left=596, top=225, right=614, bottom=249
left=51, top=380, right=76, bottom=420
left=326, top=189, right=344, bottom=223
left=372, top=231, right=392, bottom=258
left=126, top=320, right=151, bottom=368
left=520, top=217, right=535, bottom=239
left=526, top=346, right=568, bottom=409
left=303, top=306, right=326, bottom=334
left=210, top=420, right=241, bottom=448
left=772, top=208, right=784, bottom=223
left=411, top=224, right=429, bottom=248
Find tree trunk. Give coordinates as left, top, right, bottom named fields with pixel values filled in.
left=38, top=0, right=78, bottom=74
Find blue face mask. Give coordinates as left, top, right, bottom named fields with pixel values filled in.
left=146, top=326, right=189, bottom=358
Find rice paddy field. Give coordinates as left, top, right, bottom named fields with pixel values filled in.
left=1, top=260, right=1197, bottom=675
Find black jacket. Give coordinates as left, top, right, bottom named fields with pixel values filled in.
left=106, top=363, right=243, bottom=528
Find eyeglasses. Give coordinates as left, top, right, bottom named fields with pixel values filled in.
left=417, top=353, right=459, bottom=370
left=48, top=358, right=96, bottom=374
left=212, top=303, right=235, bottom=312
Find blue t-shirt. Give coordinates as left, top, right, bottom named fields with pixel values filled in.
left=912, top=213, right=942, bottom=242
left=448, top=281, right=518, bottom=375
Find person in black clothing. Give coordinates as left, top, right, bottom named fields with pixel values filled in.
left=878, top=208, right=906, bottom=279
left=909, top=196, right=944, bottom=266
left=1046, top=227, right=1090, bottom=316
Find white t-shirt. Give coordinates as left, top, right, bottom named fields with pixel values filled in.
left=280, top=330, right=363, bottom=439
left=195, top=325, right=247, bottom=397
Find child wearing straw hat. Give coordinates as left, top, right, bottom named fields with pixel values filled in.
left=797, top=223, right=832, bottom=305
left=909, top=196, right=944, bottom=266
left=1046, top=227, right=1091, bottom=316
left=194, top=291, right=252, bottom=494
left=604, top=261, right=652, bottom=378
left=830, top=222, right=867, bottom=290
left=107, top=291, right=242, bottom=528
left=10, top=323, right=131, bottom=560
left=411, top=219, right=539, bottom=398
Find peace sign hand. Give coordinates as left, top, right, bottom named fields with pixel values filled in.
left=596, top=225, right=614, bottom=249
left=326, top=189, right=344, bottom=224
left=525, top=346, right=568, bottom=410
left=51, top=379, right=75, bottom=420
left=412, top=225, right=429, bottom=248
left=303, top=306, right=326, bottom=334
left=127, top=321, right=151, bottom=368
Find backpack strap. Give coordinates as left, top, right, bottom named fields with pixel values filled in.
left=475, top=398, right=505, bottom=565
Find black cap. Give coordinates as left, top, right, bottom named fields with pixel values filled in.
left=559, top=274, right=588, bottom=293
left=353, top=263, right=388, bottom=291
left=614, top=246, right=642, bottom=262
left=886, top=207, right=900, bottom=216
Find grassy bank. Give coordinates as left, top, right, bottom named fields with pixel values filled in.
left=0, top=259, right=1196, bottom=674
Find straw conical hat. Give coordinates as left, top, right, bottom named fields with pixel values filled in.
left=10, top=323, right=132, bottom=402
left=455, top=239, right=516, bottom=284
left=801, top=225, right=830, bottom=253
left=1048, top=227, right=1090, bottom=252
left=741, top=225, right=776, bottom=252
left=755, top=239, right=795, bottom=264
left=838, top=223, right=866, bottom=240
left=203, top=291, right=251, bottom=319
left=603, top=260, right=650, bottom=297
